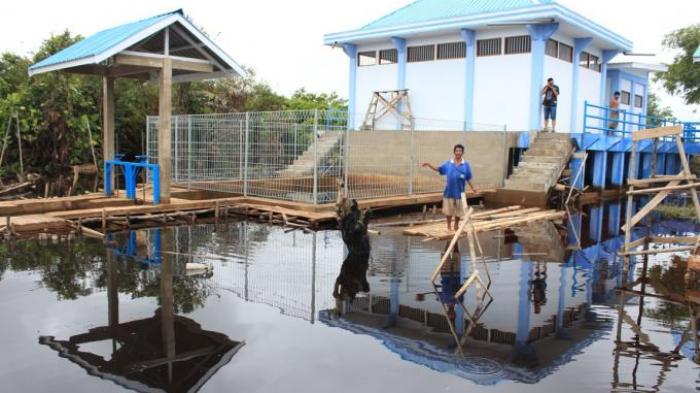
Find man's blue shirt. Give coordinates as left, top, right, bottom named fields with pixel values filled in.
left=438, top=159, right=472, bottom=199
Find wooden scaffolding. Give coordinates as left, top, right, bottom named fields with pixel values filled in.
left=361, top=89, right=414, bottom=130
left=621, top=125, right=700, bottom=285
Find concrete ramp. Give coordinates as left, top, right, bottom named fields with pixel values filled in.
left=278, top=132, right=343, bottom=177
left=492, top=133, right=574, bottom=207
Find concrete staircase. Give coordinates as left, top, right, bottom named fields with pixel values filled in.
left=278, top=132, right=343, bottom=177
left=503, top=133, right=574, bottom=193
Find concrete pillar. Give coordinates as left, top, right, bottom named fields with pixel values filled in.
left=592, top=151, right=607, bottom=189
left=158, top=58, right=172, bottom=203
left=610, top=152, right=625, bottom=186
left=391, top=37, right=407, bottom=130
left=460, top=29, right=476, bottom=130
left=342, top=44, right=357, bottom=130
left=570, top=37, right=592, bottom=133
left=516, top=253, right=532, bottom=345
left=102, top=76, right=115, bottom=194
left=527, top=23, right=559, bottom=131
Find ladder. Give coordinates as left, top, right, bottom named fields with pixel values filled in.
left=361, top=89, right=414, bottom=130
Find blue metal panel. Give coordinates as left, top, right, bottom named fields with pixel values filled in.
left=587, top=134, right=622, bottom=151
left=570, top=156, right=585, bottom=189
left=517, top=131, right=530, bottom=148
left=640, top=153, right=652, bottom=178
left=362, top=0, right=554, bottom=30
left=592, top=151, right=607, bottom=188
left=589, top=204, right=603, bottom=242
left=656, top=153, right=666, bottom=175
left=610, top=152, right=625, bottom=186
left=30, top=10, right=180, bottom=72
left=607, top=202, right=621, bottom=237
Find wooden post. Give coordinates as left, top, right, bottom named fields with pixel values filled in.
left=158, top=58, right=173, bottom=203
left=103, top=76, right=115, bottom=193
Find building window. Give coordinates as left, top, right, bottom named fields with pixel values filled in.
left=589, top=54, right=601, bottom=72
left=504, top=35, right=531, bottom=54
left=579, top=51, right=590, bottom=68
left=407, top=45, right=435, bottom=62
left=621, top=91, right=631, bottom=105
left=546, top=39, right=558, bottom=57
left=379, top=49, right=398, bottom=64
left=437, top=42, right=466, bottom=59
left=558, top=43, right=573, bottom=63
left=357, top=51, right=376, bottom=66
left=634, top=94, right=643, bottom=108
left=477, top=38, right=501, bottom=56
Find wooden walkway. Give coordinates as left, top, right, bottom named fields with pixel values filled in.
left=0, top=188, right=491, bottom=239
left=402, top=206, right=565, bottom=240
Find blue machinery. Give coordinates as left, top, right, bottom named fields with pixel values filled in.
left=569, top=102, right=700, bottom=190
left=104, top=156, right=160, bottom=204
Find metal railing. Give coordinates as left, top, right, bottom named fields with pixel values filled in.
left=582, top=101, right=700, bottom=142
left=146, top=109, right=505, bottom=203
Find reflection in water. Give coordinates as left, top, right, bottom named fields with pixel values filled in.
left=39, top=251, right=243, bottom=393
left=333, top=200, right=371, bottom=310
left=0, top=200, right=699, bottom=392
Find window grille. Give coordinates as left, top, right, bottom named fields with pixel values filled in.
left=558, top=43, right=573, bottom=62
left=621, top=91, right=631, bottom=105
left=504, top=35, right=531, bottom=54
left=579, top=51, right=590, bottom=68
left=477, top=38, right=501, bottom=56
left=589, top=54, right=601, bottom=72
left=379, top=49, right=398, bottom=64
left=437, top=42, right=466, bottom=59
left=634, top=94, right=643, bottom=108
left=407, top=45, right=435, bottom=62
left=546, top=39, right=558, bottom=57
left=357, top=51, right=376, bottom=66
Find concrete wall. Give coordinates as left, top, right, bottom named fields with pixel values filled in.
left=578, top=67, right=602, bottom=131
left=347, top=130, right=520, bottom=190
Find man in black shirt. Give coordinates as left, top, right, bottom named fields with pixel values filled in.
left=541, top=77, right=560, bottom=132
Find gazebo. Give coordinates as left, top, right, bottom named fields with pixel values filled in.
left=28, top=9, right=245, bottom=203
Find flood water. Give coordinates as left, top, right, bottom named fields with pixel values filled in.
left=1, top=202, right=699, bottom=392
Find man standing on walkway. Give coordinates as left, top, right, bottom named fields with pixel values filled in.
left=541, top=77, right=559, bottom=132
left=421, top=144, right=477, bottom=231
left=608, top=91, right=621, bottom=134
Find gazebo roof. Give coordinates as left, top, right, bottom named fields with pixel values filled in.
left=28, top=9, right=245, bottom=82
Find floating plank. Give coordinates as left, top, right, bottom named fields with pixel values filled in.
left=627, top=182, right=700, bottom=195
left=627, top=173, right=696, bottom=187
left=619, top=246, right=695, bottom=257
left=651, top=235, right=700, bottom=245
left=631, top=125, right=682, bottom=141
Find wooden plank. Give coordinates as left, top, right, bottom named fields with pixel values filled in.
left=627, top=173, right=695, bottom=186
left=631, top=125, right=682, bottom=141
left=651, top=235, right=700, bottom=245
left=622, top=180, right=680, bottom=232
left=158, top=58, right=172, bottom=203
left=627, top=182, right=700, bottom=195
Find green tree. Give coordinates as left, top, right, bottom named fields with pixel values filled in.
left=646, top=92, right=675, bottom=126
left=658, top=24, right=700, bottom=104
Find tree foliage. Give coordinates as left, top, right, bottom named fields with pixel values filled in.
left=0, top=30, right=346, bottom=191
left=646, top=92, right=675, bottom=126
left=658, top=24, right=700, bottom=105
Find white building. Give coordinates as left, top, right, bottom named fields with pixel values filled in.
left=324, top=0, right=660, bottom=132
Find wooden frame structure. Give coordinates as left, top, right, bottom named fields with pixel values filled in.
left=429, top=192, right=493, bottom=354
left=621, top=125, right=700, bottom=283
left=361, top=89, right=414, bottom=130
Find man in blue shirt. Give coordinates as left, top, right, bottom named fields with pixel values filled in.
left=421, top=144, right=477, bottom=231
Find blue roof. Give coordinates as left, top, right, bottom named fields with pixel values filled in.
left=29, top=10, right=182, bottom=73
left=363, top=0, right=554, bottom=30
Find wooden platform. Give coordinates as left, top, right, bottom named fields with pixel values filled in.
left=0, top=188, right=490, bottom=239
left=402, top=206, right=565, bottom=240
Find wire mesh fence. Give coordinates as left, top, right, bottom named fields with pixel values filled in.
left=146, top=110, right=508, bottom=203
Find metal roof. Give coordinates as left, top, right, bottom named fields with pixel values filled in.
left=324, top=0, right=633, bottom=52
left=694, top=45, right=700, bottom=63
left=363, top=0, right=554, bottom=30
left=28, top=9, right=245, bottom=78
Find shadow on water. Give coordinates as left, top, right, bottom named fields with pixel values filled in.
left=0, top=200, right=699, bottom=392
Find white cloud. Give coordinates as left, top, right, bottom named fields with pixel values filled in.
left=2, top=0, right=699, bottom=120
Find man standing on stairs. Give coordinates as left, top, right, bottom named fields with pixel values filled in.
left=421, top=144, right=477, bottom=231
left=541, top=77, right=559, bottom=132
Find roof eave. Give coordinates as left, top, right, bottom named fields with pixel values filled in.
left=323, top=3, right=632, bottom=52
left=608, top=62, right=668, bottom=73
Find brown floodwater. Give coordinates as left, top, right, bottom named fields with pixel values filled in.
left=0, top=201, right=698, bottom=392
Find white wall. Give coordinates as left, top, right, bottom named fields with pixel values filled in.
left=577, top=67, right=602, bottom=132
left=355, top=40, right=399, bottom=129
left=473, top=53, right=531, bottom=130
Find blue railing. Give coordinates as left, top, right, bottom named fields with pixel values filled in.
left=582, top=101, right=700, bottom=142
left=105, top=158, right=160, bottom=204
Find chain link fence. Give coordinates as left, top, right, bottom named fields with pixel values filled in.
left=147, top=110, right=509, bottom=203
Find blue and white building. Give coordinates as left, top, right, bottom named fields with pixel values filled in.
left=324, top=0, right=663, bottom=132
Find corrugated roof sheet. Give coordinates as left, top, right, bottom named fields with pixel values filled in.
left=29, top=10, right=181, bottom=71
left=363, top=0, right=554, bottom=30
left=694, top=45, right=700, bottom=61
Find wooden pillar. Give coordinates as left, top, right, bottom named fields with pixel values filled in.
left=102, top=76, right=115, bottom=193
left=158, top=58, right=172, bottom=203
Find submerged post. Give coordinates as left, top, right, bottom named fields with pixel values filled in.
left=157, top=58, right=173, bottom=203
left=313, top=109, right=319, bottom=204
left=102, top=76, right=115, bottom=195
left=243, top=112, right=250, bottom=197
